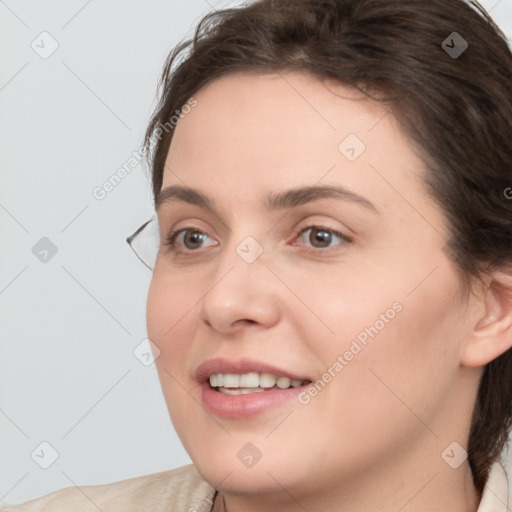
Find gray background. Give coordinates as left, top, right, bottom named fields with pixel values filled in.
left=1, top=0, right=511, bottom=506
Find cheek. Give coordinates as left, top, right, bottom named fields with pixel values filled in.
left=146, top=274, right=205, bottom=432
left=146, top=273, right=201, bottom=374
left=147, top=272, right=196, bottom=339
left=288, top=257, right=463, bottom=428
left=344, top=288, right=459, bottom=437
left=278, top=258, right=406, bottom=352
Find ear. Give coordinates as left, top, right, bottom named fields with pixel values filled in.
left=461, top=270, right=512, bottom=367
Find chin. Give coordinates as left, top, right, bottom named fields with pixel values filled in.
left=191, top=452, right=304, bottom=495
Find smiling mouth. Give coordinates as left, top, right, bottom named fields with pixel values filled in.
left=209, top=372, right=312, bottom=395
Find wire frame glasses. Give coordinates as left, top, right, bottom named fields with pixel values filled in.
left=126, top=215, right=161, bottom=271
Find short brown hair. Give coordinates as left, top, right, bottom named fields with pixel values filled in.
left=143, top=0, right=512, bottom=491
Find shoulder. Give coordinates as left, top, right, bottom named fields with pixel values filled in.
left=0, top=464, right=216, bottom=512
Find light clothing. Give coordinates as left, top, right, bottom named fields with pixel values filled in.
left=1, top=461, right=508, bottom=511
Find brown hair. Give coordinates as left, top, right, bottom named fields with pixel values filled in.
left=143, top=0, right=512, bottom=492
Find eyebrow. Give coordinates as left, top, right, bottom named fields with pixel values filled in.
left=155, top=184, right=378, bottom=214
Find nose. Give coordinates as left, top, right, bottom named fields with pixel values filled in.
left=199, top=244, right=281, bottom=334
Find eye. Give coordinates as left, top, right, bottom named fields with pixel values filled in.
left=162, top=224, right=350, bottom=255
left=294, top=225, right=350, bottom=250
left=164, top=228, right=217, bottom=252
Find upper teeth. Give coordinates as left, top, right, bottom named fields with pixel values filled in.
left=209, top=372, right=304, bottom=389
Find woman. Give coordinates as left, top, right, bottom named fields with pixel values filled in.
left=4, top=0, right=512, bottom=510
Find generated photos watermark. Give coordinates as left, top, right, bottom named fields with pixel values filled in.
left=298, top=301, right=403, bottom=405
left=92, top=97, right=198, bottom=201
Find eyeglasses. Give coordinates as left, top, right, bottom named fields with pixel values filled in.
left=126, top=215, right=161, bottom=271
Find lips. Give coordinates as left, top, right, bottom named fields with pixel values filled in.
left=196, top=358, right=313, bottom=419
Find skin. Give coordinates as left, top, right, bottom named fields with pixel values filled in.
left=146, top=71, right=512, bottom=512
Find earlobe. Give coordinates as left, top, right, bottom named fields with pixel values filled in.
left=461, top=271, right=512, bottom=368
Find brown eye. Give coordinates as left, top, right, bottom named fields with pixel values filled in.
left=309, top=228, right=333, bottom=248
left=297, top=226, right=348, bottom=250
left=165, top=228, right=217, bottom=252
left=183, top=230, right=207, bottom=249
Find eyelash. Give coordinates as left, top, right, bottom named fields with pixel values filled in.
left=162, top=224, right=351, bottom=255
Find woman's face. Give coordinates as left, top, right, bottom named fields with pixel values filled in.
left=146, top=72, right=477, bottom=500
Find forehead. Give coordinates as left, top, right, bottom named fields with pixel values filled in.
left=168, top=71, right=395, bottom=159
left=162, top=71, right=428, bottom=215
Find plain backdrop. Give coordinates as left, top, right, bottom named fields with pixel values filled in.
left=1, top=0, right=511, bottom=506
